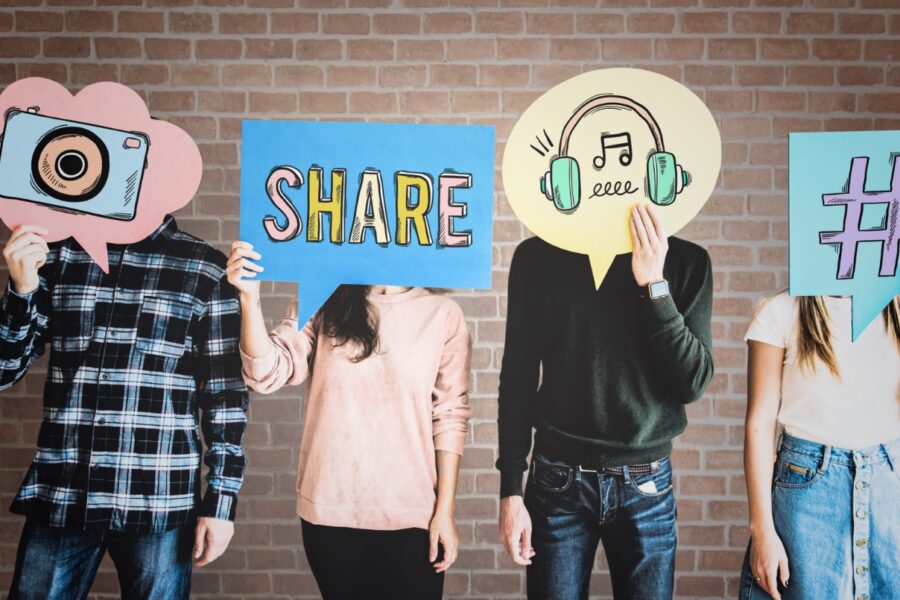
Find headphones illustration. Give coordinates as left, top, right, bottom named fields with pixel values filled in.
left=539, top=95, right=690, bottom=212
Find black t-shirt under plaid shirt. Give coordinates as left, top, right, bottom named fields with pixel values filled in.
left=0, top=216, right=249, bottom=533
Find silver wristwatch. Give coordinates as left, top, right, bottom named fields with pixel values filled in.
left=647, top=279, right=670, bottom=300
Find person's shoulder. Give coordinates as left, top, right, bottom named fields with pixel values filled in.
left=512, top=236, right=572, bottom=265
left=753, top=288, right=795, bottom=315
left=166, top=227, right=228, bottom=275
left=668, top=236, right=710, bottom=264
left=419, top=291, right=469, bottom=331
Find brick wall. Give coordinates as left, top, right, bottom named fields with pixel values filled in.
left=0, top=1, right=897, bottom=598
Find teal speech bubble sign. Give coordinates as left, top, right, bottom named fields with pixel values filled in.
left=789, top=130, right=899, bottom=340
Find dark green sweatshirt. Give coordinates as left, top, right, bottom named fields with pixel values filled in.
left=497, top=236, right=714, bottom=497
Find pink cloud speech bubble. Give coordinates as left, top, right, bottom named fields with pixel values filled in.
left=0, top=78, right=202, bottom=271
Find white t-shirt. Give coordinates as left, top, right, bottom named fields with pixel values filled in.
left=745, top=291, right=900, bottom=450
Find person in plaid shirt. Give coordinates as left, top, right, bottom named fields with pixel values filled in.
left=0, top=216, right=249, bottom=600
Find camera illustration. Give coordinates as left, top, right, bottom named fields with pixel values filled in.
left=0, top=107, right=149, bottom=221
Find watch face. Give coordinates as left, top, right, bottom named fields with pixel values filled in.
left=649, top=280, right=669, bottom=298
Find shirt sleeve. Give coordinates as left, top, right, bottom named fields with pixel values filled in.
left=241, top=301, right=317, bottom=395
left=0, top=265, right=54, bottom=391
left=194, top=272, right=250, bottom=522
left=745, top=292, right=791, bottom=348
left=431, top=302, right=472, bottom=456
left=496, top=242, right=542, bottom=498
left=637, top=246, right=715, bottom=405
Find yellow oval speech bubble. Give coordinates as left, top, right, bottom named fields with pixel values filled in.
left=502, top=68, right=721, bottom=287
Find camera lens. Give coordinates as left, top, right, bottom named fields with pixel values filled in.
left=56, top=151, right=87, bottom=180
left=31, top=126, right=109, bottom=202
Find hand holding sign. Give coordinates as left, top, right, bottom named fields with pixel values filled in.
left=0, top=78, right=202, bottom=271
left=240, top=120, right=494, bottom=327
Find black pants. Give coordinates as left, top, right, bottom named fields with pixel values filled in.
left=301, top=519, right=444, bottom=600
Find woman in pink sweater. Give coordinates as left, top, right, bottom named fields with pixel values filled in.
left=227, top=241, right=472, bottom=600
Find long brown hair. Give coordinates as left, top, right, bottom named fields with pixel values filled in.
left=314, top=285, right=379, bottom=362
left=797, top=295, right=900, bottom=377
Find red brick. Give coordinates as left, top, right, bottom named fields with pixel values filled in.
left=837, top=66, right=883, bottom=86
left=117, top=11, right=165, bottom=32
left=732, top=11, right=781, bottom=33
left=15, top=11, right=63, bottom=32
left=66, top=10, right=114, bottom=31
left=424, top=12, right=472, bottom=33
left=373, top=13, right=420, bottom=34
left=349, top=91, right=398, bottom=114
left=94, top=37, right=142, bottom=59
left=476, top=11, right=524, bottom=34
left=323, top=13, right=370, bottom=34
left=296, top=39, right=342, bottom=60
left=121, top=64, right=168, bottom=84
left=397, top=39, right=443, bottom=61
left=628, top=12, right=675, bottom=33
left=655, top=38, right=704, bottom=60
left=814, top=38, right=861, bottom=61
left=737, top=66, right=783, bottom=86
left=527, top=13, right=574, bottom=34
left=603, top=39, right=652, bottom=60
left=219, top=12, right=268, bottom=35
left=326, top=65, right=376, bottom=87
left=760, top=39, right=809, bottom=61
left=865, top=40, right=900, bottom=62
left=223, top=64, right=272, bottom=86
left=709, top=38, right=757, bottom=61
left=550, top=38, right=599, bottom=61
left=680, top=12, right=728, bottom=33
left=786, top=65, right=834, bottom=86
left=861, top=93, right=900, bottom=114
left=43, top=36, right=91, bottom=58
left=170, top=11, right=213, bottom=33
left=145, top=37, right=191, bottom=60
left=298, top=91, right=347, bottom=113
left=839, top=13, right=885, bottom=34
left=347, top=39, right=393, bottom=60
left=685, top=65, right=733, bottom=86
left=786, top=12, right=835, bottom=34
left=578, top=13, right=625, bottom=34
left=276, top=65, right=324, bottom=86
left=271, top=13, right=318, bottom=33
left=72, top=63, right=117, bottom=84
left=246, top=39, right=293, bottom=59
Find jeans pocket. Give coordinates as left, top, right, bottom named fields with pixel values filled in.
left=627, top=460, right=674, bottom=498
left=529, top=454, right=575, bottom=493
left=773, top=451, right=822, bottom=489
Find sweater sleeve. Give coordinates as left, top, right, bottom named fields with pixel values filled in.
left=431, top=303, right=472, bottom=456
left=241, top=301, right=317, bottom=394
left=637, top=246, right=714, bottom=405
left=496, top=242, right=542, bottom=498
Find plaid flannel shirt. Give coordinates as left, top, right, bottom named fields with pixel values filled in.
left=0, top=216, right=249, bottom=533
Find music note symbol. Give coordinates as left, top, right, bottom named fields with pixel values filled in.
left=593, top=132, right=633, bottom=169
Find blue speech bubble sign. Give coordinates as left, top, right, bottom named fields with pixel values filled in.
left=789, top=130, right=899, bottom=340
left=240, top=120, right=495, bottom=327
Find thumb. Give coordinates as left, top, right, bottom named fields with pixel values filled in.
left=429, top=531, right=440, bottom=562
left=779, top=556, right=790, bottom=588
left=194, top=522, right=207, bottom=559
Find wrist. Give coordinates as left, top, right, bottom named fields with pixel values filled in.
left=434, top=500, right=456, bottom=517
left=239, top=290, right=261, bottom=306
left=12, top=278, right=39, bottom=296
left=749, top=521, right=777, bottom=539
left=635, top=273, right=664, bottom=287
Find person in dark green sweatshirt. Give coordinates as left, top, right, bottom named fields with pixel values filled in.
left=497, top=204, right=714, bottom=600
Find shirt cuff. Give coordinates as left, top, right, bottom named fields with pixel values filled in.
left=638, top=292, right=682, bottom=336
left=239, top=345, right=278, bottom=383
left=434, top=430, right=467, bottom=456
left=198, top=489, right=237, bottom=522
left=500, top=467, right=525, bottom=498
left=2, top=280, right=37, bottom=315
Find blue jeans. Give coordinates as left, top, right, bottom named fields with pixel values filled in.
left=740, top=434, right=900, bottom=600
left=525, top=453, right=677, bottom=600
left=8, top=520, right=193, bottom=600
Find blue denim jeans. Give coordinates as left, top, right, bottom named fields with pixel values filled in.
left=740, top=433, right=900, bottom=600
left=525, top=453, right=677, bottom=600
left=8, top=519, right=193, bottom=600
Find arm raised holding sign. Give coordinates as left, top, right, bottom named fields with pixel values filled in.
left=226, top=240, right=472, bottom=597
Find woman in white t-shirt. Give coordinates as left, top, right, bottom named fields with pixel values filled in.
left=740, top=292, right=900, bottom=600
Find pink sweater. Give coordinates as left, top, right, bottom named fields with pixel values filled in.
left=241, top=288, right=472, bottom=531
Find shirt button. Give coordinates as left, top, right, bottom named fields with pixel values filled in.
left=855, top=481, right=867, bottom=489
left=90, top=464, right=100, bottom=472
left=856, top=509, right=867, bottom=519
left=856, top=539, right=868, bottom=547
left=101, top=373, right=110, bottom=381
left=97, top=417, right=106, bottom=425
left=855, top=566, right=867, bottom=574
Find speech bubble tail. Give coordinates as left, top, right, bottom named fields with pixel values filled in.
left=850, top=286, right=900, bottom=342
left=588, top=249, right=619, bottom=290
left=73, top=234, right=110, bottom=273
left=294, top=281, right=341, bottom=330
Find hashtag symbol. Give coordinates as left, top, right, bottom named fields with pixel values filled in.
left=818, top=156, right=899, bottom=280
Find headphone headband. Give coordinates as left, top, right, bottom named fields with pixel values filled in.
left=558, top=95, right=665, bottom=157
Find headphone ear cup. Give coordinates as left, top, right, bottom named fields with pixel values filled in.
left=547, top=156, right=581, bottom=212
left=647, top=152, right=688, bottom=206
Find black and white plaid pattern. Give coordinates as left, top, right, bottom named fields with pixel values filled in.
left=0, top=216, right=249, bottom=533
